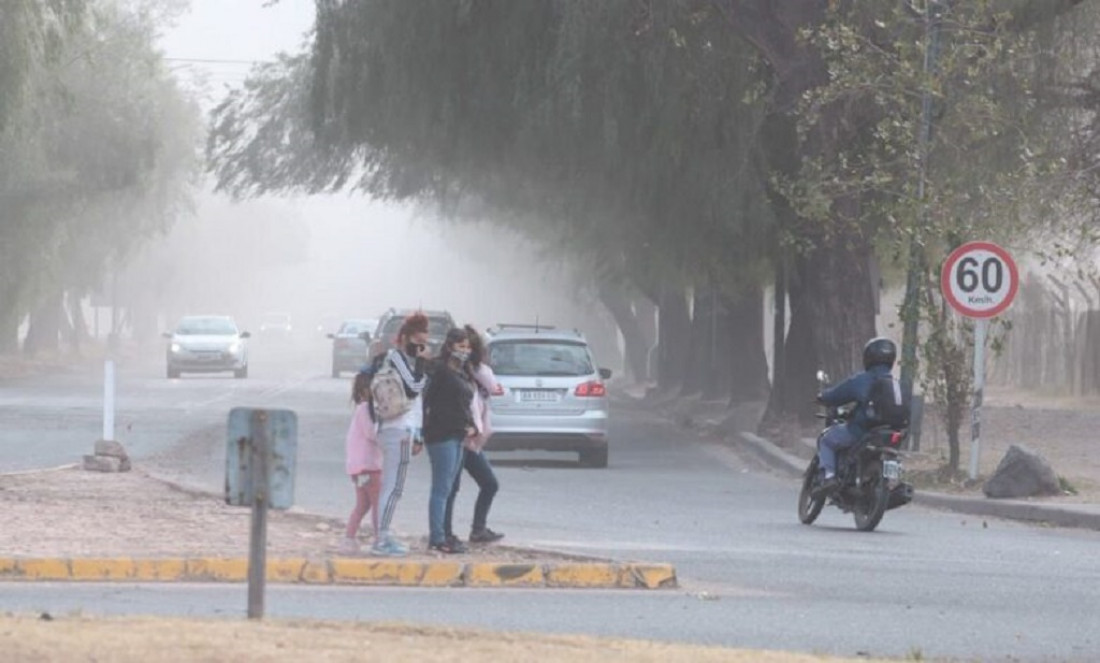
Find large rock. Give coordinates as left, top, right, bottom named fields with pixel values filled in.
left=83, top=440, right=131, bottom=473
left=983, top=444, right=1061, bottom=499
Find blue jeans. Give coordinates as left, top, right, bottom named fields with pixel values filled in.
left=444, top=449, right=500, bottom=537
left=426, top=438, right=463, bottom=545
left=819, top=424, right=859, bottom=476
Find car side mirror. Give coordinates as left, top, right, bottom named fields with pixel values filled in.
left=240, top=331, right=252, bottom=339
left=327, top=333, right=336, bottom=340
left=599, top=368, right=612, bottom=380
left=161, top=332, right=172, bottom=339
left=358, top=331, right=371, bottom=341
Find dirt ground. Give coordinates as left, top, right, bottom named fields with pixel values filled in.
left=754, top=385, right=1100, bottom=502
left=0, top=616, right=898, bottom=663
left=0, top=466, right=576, bottom=562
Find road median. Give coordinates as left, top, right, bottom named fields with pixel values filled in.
left=0, top=466, right=676, bottom=590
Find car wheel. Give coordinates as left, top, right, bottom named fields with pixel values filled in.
left=167, top=367, right=180, bottom=379
left=234, top=365, right=248, bottom=379
left=579, top=446, right=609, bottom=468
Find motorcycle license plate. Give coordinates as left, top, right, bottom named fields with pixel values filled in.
left=883, top=460, right=901, bottom=480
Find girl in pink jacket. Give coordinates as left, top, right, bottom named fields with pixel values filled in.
left=341, top=371, right=383, bottom=555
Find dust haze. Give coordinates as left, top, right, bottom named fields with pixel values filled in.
left=113, top=191, right=622, bottom=371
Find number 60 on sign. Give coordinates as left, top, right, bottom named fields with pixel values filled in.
left=940, top=241, right=1019, bottom=319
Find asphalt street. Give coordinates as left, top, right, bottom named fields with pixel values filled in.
left=2, top=341, right=1099, bottom=661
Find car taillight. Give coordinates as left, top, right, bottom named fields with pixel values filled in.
left=574, top=381, right=606, bottom=397
left=889, top=431, right=904, bottom=447
left=491, top=383, right=505, bottom=397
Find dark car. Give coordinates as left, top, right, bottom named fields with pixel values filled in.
left=368, top=308, right=456, bottom=359
left=328, top=318, right=377, bottom=377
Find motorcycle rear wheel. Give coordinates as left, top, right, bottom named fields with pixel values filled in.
left=798, top=457, right=826, bottom=525
left=853, top=463, right=889, bottom=532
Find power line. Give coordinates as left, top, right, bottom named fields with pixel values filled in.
left=164, top=57, right=267, bottom=65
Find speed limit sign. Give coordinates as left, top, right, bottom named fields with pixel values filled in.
left=940, top=241, right=1018, bottom=319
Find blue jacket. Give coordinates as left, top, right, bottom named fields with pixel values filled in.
left=819, top=364, right=894, bottom=436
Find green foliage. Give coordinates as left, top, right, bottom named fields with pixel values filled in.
left=209, top=1, right=775, bottom=301
left=0, top=0, right=201, bottom=349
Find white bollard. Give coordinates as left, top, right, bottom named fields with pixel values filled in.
left=103, top=359, right=115, bottom=442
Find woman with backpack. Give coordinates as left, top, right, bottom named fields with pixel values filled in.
left=422, top=326, right=477, bottom=554
left=369, top=312, right=430, bottom=557
left=443, top=325, right=504, bottom=546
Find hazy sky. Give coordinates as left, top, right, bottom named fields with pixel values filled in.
left=150, top=1, right=617, bottom=359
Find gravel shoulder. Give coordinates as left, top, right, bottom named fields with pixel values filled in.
left=0, top=465, right=577, bottom=562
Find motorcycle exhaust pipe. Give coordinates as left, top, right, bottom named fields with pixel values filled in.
left=887, top=482, right=914, bottom=510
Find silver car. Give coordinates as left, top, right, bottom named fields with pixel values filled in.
left=164, top=315, right=250, bottom=379
left=484, top=325, right=611, bottom=467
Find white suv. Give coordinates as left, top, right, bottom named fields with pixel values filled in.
left=483, top=324, right=611, bottom=468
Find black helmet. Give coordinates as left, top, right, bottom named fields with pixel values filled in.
left=863, top=337, right=897, bottom=370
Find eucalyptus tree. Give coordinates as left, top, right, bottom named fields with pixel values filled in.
left=0, top=0, right=200, bottom=353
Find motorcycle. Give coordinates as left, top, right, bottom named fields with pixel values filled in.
left=798, top=370, right=914, bottom=532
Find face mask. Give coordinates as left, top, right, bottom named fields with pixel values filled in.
left=451, top=350, right=470, bottom=364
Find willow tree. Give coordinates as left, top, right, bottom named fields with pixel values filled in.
left=211, top=0, right=774, bottom=400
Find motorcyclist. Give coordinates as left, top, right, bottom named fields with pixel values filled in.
left=813, top=337, right=899, bottom=497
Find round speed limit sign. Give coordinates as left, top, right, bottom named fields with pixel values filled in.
left=940, top=241, right=1019, bottom=318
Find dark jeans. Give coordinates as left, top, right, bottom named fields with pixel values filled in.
left=819, top=423, right=859, bottom=475
left=444, top=448, right=500, bottom=537
left=426, top=438, right=463, bottom=546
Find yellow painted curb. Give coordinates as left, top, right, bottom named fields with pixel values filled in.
left=465, top=563, right=545, bottom=587
left=0, top=557, right=677, bottom=589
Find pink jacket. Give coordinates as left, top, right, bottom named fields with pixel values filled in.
left=466, top=364, right=498, bottom=452
left=345, top=402, right=383, bottom=476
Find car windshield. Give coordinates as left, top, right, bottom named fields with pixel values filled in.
left=489, top=340, right=594, bottom=377
left=176, top=318, right=238, bottom=336
left=339, top=321, right=371, bottom=335
left=379, top=315, right=452, bottom=339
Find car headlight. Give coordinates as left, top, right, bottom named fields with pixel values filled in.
left=228, top=342, right=241, bottom=354
left=170, top=343, right=182, bottom=353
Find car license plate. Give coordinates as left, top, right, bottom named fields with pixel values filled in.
left=883, top=460, right=901, bottom=480
left=519, top=389, right=560, bottom=403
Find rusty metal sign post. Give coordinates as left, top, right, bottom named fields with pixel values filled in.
left=226, top=408, right=298, bottom=620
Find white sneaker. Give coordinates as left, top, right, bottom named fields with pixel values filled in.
left=338, top=537, right=360, bottom=555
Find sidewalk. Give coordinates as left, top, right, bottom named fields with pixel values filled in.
left=0, top=465, right=675, bottom=589
left=616, top=389, right=1100, bottom=532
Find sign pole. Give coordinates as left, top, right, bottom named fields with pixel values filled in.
left=968, top=318, right=988, bottom=481
left=247, top=410, right=269, bottom=620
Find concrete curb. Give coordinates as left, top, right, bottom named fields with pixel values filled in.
left=0, top=557, right=677, bottom=589
left=735, top=431, right=1100, bottom=531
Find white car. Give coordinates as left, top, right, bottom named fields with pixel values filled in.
left=164, top=316, right=250, bottom=379
left=483, top=324, right=611, bottom=467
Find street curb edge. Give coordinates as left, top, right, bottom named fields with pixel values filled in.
left=0, top=558, right=677, bottom=590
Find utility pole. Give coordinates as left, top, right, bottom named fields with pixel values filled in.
left=899, top=0, right=945, bottom=409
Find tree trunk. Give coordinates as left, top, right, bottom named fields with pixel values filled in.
left=725, top=286, right=770, bottom=403
left=656, top=285, right=691, bottom=392
left=23, top=290, right=63, bottom=356
left=683, top=286, right=713, bottom=398
left=597, top=283, right=651, bottom=384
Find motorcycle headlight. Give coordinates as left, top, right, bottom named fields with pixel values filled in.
left=170, top=343, right=182, bottom=353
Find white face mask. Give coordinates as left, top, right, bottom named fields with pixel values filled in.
left=451, top=350, right=470, bottom=363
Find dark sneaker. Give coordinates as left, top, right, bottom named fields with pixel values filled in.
left=445, top=534, right=464, bottom=547
left=812, top=476, right=840, bottom=499
left=469, top=528, right=504, bottom=544
left=429, top=539, right=468, bottom=554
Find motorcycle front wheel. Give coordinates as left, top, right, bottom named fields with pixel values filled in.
left=853, top=462, right=889, bottom=532
left=798, top=456, right=826, bottom=525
